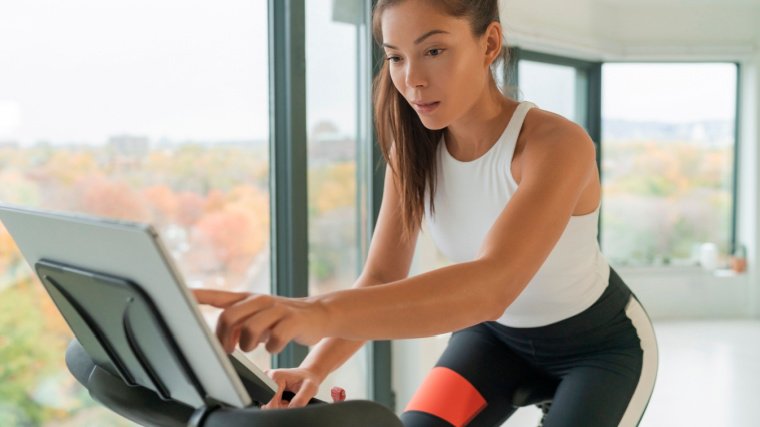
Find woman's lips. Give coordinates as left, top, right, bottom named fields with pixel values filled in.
left=412, top=101, right=440, bottom=114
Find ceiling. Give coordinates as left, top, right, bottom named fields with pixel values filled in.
left=595, top=0, right=760, bottom=6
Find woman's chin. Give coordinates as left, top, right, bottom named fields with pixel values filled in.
left=417, top=116, right=448, bottom=131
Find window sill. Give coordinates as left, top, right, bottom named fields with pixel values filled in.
left=614, top=265, right=749, bottom=281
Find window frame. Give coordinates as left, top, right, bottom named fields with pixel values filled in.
left=514, top=47, right=742, bottom=264
left=268, top=0, right=309, bottom=370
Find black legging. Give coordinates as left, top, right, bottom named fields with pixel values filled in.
left=401, top=267, right=658, bottom=427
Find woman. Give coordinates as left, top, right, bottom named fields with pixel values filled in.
left=193, top=0, right=658, bottom=425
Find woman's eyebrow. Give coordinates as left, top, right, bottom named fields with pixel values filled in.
left=383, top=29, right=450, bottom=49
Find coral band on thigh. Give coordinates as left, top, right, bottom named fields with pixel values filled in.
left=404, top=367, right=487, bottom=427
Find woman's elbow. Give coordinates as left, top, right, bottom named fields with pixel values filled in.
left=476, top=259, right=521, bottom=320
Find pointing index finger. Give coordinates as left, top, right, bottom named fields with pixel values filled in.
left=191, top=289, right=249, bottom=308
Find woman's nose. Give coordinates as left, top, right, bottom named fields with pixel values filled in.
left=405, top=61, right=427, bottom=88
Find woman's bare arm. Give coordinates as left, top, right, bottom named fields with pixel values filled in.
left=195, top=119, right=598, bottom=353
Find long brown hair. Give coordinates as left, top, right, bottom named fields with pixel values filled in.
left=372, top=0, right=509, bottom=240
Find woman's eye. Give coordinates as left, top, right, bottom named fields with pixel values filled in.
left=386, top=56, right=401, bottom=63
left=428, top=48, right=444, bottom=57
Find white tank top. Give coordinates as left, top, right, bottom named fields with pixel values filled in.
left=423, top=101, right=610, bottom=327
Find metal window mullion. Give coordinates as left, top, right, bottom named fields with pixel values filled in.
left=508, top=46, right=521, bottom=99
left=268, top=0, right=308, bottom=370
left=731, top=62, right=742, bottom=254
left=586, top=63, right=603, bottom=242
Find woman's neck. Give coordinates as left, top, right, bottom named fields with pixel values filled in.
left=445, top=83, right=517, bottom=162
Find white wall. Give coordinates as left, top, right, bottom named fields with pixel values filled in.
left=740, top=52, right=760, bottom=316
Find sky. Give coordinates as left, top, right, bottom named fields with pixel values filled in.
left=519, top=61, right=738, bottom=124
left=602, top=63, right=738, bottom=123
left=0, top=0, right=358, bottom=145
left=0, top=1, right=738, bottom=145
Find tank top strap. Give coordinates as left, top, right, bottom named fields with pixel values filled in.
left=501, top=101, right=536, bottom=156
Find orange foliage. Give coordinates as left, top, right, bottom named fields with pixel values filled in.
left=143, top=185, right=179, bottom=224
left=176, top=192, right=206, bottom=227
left=194, top=185, right=269, bottom=276
left=311, top=162, right=356, bottom=214
left=75, top=174, right=151, bottom=222
left=0, top=223, right=18, bottom=272
left=42, top=151, right=98, bottom=185
left=204, top=189, right=227, bottom=213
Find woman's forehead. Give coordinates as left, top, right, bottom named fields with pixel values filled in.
left=380, top=4, right=471, bottom=47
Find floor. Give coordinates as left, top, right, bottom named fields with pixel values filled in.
left=502, top=320, right=760, bottom=426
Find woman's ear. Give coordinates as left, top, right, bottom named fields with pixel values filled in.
left=483, top=22, right=503, bottom=68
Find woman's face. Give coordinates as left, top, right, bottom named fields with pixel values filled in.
left=380, top=0, right=496, bottom=130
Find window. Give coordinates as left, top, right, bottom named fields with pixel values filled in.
left=514, top=51, right=598, bottom=131
left=0, top=1, right=269, bottom=424
left=518, top=60, right=585, bottom=125
left=601, top=63, right=738, bottom=266
left=305, top=0, right=367, bottom=400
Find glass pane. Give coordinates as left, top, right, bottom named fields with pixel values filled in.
left=601, top=63, right=737, bottom=267
left=0, top=1, right=270, bottom=424
left=305, top=0, right=366, bottom=400
left=518, top=60, right=580, bottom=123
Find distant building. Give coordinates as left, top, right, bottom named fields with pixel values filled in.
left=106, top=134, right=150, bottom=170
left=309, top=134, right=355, bottom=166
left=603, top=119, right=734, bottom=147
left=107, top=134, right=150, bottom=159
left=309, top=121, right=356, bottom=165
left=0, top=140, right=19, bottom=149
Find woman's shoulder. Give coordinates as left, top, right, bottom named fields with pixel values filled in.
left=515, top=107, right=596, bottom=178
left=520, top=105, right=595, bottom=157
left=522, top=106, right=590, bottom=143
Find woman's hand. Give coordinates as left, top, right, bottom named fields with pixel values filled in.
left=260, top=367, right=346, bottom=409
left=192, top=289, right=331, bottom=354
